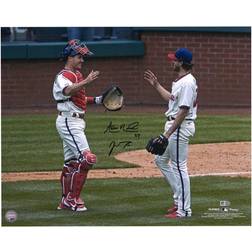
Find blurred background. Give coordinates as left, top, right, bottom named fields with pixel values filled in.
left=1, top=27, right=251, bottom=113
left=1, top=27, right=139, bottom=42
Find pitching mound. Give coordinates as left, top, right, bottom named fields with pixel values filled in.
left=115, top=142, right=251, bottom=178
left=2, top=142, right=250, bottom=182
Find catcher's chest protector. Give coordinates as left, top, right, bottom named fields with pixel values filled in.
left=62, top=70, right=87, bottom=111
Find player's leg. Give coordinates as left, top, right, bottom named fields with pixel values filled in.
left=62, top=158, right=88, bottom=211
left=154, top=121, right=180, bottom=210
left=154, top=146, right=179, bottom=208
left=62, top=152, right=96, bottom=211
left=56, top=116, right=72, bottom=209
left=57, top=141, right=78, bottom=210
left=56, top=116, right=96, bottom=211
left=167, top=123, right=195, bottom=217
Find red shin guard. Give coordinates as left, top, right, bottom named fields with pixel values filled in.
left=70, top=171, right=89, bottom=200
left=65, top=160, right=91, bottom=201
left=60, top=153, right=95, bottom=206
left=60, top=166, right=72, bottom=198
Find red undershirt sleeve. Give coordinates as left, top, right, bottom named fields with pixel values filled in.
left=86, top=97, right=95, bottom=104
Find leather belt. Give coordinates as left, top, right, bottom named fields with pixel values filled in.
left=167, top=116, right=194, bottom=121
left=56, top=98, right=72, bottom=103
left=59, top=111, right=85, bottom=119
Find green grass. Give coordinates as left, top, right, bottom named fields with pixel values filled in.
left=2, top=176, right=250, bottom=226
left=1, top=113, right=251, bottom=172
left=2, top=113, right=251, bottom=226
left=191, top=115, right=251, bottom=144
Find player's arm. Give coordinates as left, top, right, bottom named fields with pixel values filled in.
left=86, top=96, right=103, bottom=104
left=144, top=70, right=172, bottom=101
left=64, top=70, right=100, bottom=96
left=164, top=106, right=189, bottom=138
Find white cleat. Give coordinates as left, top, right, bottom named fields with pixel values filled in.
left=74, top=205, right=88, bottom=212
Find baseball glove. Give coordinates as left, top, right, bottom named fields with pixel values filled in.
left=102, top=86, right=124, bottom=111
left=145, top=134, right=168, bottom=155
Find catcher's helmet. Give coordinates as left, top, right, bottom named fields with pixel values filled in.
left=62, top=39, right=94, bottom=58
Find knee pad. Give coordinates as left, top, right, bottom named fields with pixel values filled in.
left=63, top=159, right=80, bottom=173
left=83, top=150, right=97, bottom=165
left=78, top=150, right=97, bottom=171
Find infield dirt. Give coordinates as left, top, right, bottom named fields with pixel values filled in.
left=2, top=142, right=250, bottom=182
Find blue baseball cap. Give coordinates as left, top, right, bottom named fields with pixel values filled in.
left=167, top=48, right=193, bottom=64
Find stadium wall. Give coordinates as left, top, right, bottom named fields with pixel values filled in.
left=1, top=30, right=251, bottom=110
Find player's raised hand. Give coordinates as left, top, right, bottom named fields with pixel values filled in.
left=85, top=70, right=100, bottom=84
left=144, top=70, right=159, bottom=87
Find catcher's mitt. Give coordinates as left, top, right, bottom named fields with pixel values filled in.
left=145, top=134, right=168, bottom=155
left=102, top=86, right=124, bottom=111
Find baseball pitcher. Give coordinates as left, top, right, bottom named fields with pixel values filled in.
left=144, top=48, right=198, bottom=218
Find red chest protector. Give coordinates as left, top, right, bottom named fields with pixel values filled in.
left=61, top=70, right=87, bottom=111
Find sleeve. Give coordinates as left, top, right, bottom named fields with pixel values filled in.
left=178, top=83, right=194, bottom=108
left=55, top=74, right=73, bottom=98
left=86, top=96, right=95, bottom=104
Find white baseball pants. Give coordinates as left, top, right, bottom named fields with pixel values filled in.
left=155, top=120, right=195, bottom=217
left=56, top=115, right=90, bottom=162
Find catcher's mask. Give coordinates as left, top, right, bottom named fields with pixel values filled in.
left=62, top=39, right=93, bottom=58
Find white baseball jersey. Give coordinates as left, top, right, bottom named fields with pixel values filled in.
left=165, top=73, right=198, bottom=120
left=53, top=70, right=86, bottom=114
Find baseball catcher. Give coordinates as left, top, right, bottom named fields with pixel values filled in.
left=146, top=134, right=168, bottom=155
left=53, top=39, right=101, bottom=212
left=101, top=86, right=124, bottom=111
